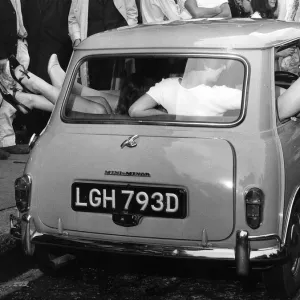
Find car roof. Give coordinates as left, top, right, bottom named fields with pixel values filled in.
left=77, top=19, right=300, bottom=51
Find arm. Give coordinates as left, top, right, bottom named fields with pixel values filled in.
left=68, top=0, right=81, bottom=44
left=215, top=3, right=232, bottom=18
left=184, top=0, right=221, bottom=18
left=214, top=86, right=242, bottom=111
left=124, top=0, right=138, bottom=25
left=276, top=48, right=295, bottom=58
left=129, top=94, right=167, bottom=117
left=278, top=77, right=300, bottom=120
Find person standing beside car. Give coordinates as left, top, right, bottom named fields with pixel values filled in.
left=68, top=0, right=138, bottom=88
left=21, top=0, right=73, bottom=137
left=251, top=0, right=278, bottom=18
left=228, top=0, right=253, bottom=17
left=0, top=0, right=30, bottom=159
left=140, top=0, right=189, bottom=24
left=251, top=0, right=299, bottom=75
left=278, top=0, right=300, bottom=21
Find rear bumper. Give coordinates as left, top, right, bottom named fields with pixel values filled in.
left=10, top=214, right=287, bottom=276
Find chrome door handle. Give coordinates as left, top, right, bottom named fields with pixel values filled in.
left=120, top=135, right=139, bottom=149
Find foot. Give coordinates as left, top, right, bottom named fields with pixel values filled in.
left=0, top=149, right=10, bottom=160
left=2, top=144, right=30, bottom=154
left=11, top=64, right=41, bottom=94
left=48, top=54, right=65, bottom=88
left=7, top=89, right=32, bottom=114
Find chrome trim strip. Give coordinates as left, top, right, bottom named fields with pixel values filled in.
left=275, top=38, right=300, bottom=52
left=272, top=45, right=286, bottom=238
left=248, top=233, right=282, bottom=245
left=13, top=213, right=286, bottom=263
left=30, top=233, right=284, bottom=262
left=282, top=185, right=300, bottom=244
left=22, top=214, right=35, bottom=256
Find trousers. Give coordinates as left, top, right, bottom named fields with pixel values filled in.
left=0, top=100, right=16, bottom=147
left=0, top=39, right=29, bottom=147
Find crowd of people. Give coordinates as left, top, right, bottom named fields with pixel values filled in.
left=0, top=0, right=299, bottom=160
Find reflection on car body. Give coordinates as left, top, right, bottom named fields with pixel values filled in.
left=10, top=19, right=300, bottom=299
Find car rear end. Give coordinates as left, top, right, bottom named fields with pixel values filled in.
left=11, top=25, right=286, bottom=277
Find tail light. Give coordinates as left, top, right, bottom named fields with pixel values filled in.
left=15, top=175, right=32, bottom=213
left=245, top=187, right=264, bottom=229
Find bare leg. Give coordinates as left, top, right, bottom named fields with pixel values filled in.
left=47, top=57, right=114, bottom=98
left=48, top=59, right=104, bottom=97
left=278, top=77, right=300, bottom=120
left=13, top=66, right=59, bottom=104
left=71, top=95, right=107, bottom=114
left=14, top=58, right=112, bottom=113
left=83, top=96, right=112, bottom=114
left=15, top=89, right=106, bottom=115
left=14, top=92, right=54, bottom=113
left=48, top=62, right=113, bottom=112
left=47, top=55, right=97, bottom=96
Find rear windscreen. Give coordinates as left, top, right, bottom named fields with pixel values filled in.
left=63, top=56, right=246, bottom=125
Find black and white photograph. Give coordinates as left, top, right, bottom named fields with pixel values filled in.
left=2, top=0, right=300, bottom=299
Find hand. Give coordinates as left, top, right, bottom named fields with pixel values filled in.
left=277, top=48, right=295, bottom=57
left=215, top=5, right=222, bottom=15
left=73, top=39, right=81, bottom=47
left=215, top=3, right=231, bottom=18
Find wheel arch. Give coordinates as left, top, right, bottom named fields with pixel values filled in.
left=282, top=185, right=300, bottom=245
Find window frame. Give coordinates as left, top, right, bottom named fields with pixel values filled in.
left=275, top=39, right=300, bottom=124
left=61, top=52, right=250, bottom=128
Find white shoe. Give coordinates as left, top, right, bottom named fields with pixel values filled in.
left=47, top=54, right=65, bottom=88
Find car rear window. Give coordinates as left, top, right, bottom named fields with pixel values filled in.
left=62, top=55, right=246, bottom=126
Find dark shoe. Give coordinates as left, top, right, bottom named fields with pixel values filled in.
left=1, top=144, right=30, bottom=154
left=0, top=82, right=31, bottom=114
left=8, top=55, right=34, bottom=94
left=0, top=149, right=10, bottom=160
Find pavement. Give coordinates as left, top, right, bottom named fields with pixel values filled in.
left=0, top=154, right=29, bottom=211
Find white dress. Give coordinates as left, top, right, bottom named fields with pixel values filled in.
left=147, top=78, right=242, bottom=117
left=278, top=0, right=300, bottom=21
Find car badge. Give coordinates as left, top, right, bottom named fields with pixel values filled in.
left=120, top=134, right=139, bottom=149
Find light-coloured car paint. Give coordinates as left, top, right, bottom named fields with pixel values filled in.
left=24, top=20, right=300, bottom=251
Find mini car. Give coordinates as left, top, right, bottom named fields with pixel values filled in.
left=10, top=19, right=300, bottom=299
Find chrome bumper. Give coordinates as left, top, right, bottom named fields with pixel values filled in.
left=10, top=214, right=287, bottom=276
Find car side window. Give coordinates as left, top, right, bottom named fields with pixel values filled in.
left=275, top=40, right=300, bottom=122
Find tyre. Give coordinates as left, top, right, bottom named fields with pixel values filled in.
left=34, top=245, right=77, bottom=277
left=263, top=200, right=300, bottom=299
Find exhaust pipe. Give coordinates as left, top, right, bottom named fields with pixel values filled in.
left=50, top=254, right=76, bottom=270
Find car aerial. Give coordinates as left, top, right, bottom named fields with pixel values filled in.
left=10, top=18, right=300, bottom=299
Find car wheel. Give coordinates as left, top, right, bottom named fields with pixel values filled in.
left=35, top=245, right=77, bottom=277
left=263, top=200, right=300, bottom=299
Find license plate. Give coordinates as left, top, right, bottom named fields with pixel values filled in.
left=71, top=182, right=187, bottom=219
